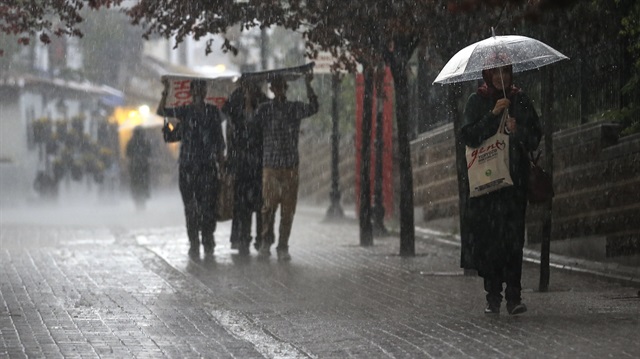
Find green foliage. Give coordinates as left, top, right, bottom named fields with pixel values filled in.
left=617, top=0, right=640, bottom=135
left=31, top=116, right=112, bottom=196
left=0, top=1, right=125, bottom=51
left=591, top=0, right=640, bottom=135
left=296, top=73, right=356, bottom=137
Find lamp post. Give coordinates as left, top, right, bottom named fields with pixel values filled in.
left=325, top=72, right=344, bottom=220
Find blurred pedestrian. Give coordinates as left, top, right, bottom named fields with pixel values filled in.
left=255, top=73, right=318, bottom=261
left=222, top=79, right=269, bottom=255
left=460, top=64, right=542, bottom=315
left=125, top=126, right=151, bottom=210
left=157, top=79, right=226, bottom=257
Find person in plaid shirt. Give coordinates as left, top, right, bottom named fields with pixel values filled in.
left=157, top=79, right=226, bottom=258
left=255, top=73, right=318, bottom=261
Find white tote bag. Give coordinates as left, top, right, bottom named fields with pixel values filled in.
left=466, top=111, right=513, bottom=197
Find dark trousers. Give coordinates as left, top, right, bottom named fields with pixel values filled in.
left=179, top=163, right=218, bottom=247
left=230, top=172, right=262, bottom=247
left=483, top=248, right=524, bottom=305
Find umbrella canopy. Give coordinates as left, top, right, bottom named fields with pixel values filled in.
left=433, top=35, right=568, bottom=84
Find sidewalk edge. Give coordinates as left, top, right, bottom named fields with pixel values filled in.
left=414, top=226, right=640, bottom=286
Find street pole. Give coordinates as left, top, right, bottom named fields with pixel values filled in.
left=325, top=73, right=344, bottom=220
left=372, top=64, right=388, bottom=236
left=539, top=66, right=554, bottom=292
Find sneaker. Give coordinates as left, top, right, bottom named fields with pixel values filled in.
left=507, top=302, right=527, bottom=315
left=202, top=238, right=215, bottom=255
left=238, top=243, right=250, bottom=256
left=188, top=246, right=200, bottom=259
left=484, top=302, right=500, bottom=314
left=277, top=248, right=291, bottom=262
left=257, top=245, right=271, bottom=259
left=203, top=243, right=215, bottom=255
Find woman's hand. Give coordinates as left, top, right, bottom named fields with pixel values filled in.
left=506, top=117, right=517, bottom=133
left=491, top=98, right=510, bottom=115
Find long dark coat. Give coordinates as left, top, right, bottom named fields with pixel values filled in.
left=126, top=128, right=151, bottom=202
left=222, top=87, right=269, bottom=211
left=459, top=89, right=542, bottom=278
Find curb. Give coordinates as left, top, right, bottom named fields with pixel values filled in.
left=414, top=226, right=640, bottom=287
left=297, top=205, right=640, bottom=287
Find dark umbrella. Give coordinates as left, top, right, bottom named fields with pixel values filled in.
left=239, top=62, right=315, bottom=83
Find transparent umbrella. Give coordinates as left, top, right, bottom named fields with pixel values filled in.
left=433, top=29, right=568, bottom=85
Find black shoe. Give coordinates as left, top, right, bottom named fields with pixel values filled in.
left=253, top=239, right=262, bottom=251
left=484, top=302, right=500, bottom=314
left=257, top=243, right=271, bottom=260
left=276, top=247, right=292, bottom=261
left=238, top=242, right=250, bottom=256
left=507, top=302, right=527, bottom=315
left=203, top=243, right=215, bottom=255
left=188, top=246, right=200, bottom=258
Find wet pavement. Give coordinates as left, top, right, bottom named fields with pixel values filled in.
left=1, top=191, right=639, bottom=358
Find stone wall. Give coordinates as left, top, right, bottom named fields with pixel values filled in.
left=534, top=122, right=640, bottom=259
left=298, top=120, right=640, bottom=260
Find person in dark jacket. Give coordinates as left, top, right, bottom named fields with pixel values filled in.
left=460, top=64, right=542, bottom=315
left=157, top=79, right=226, bottom=257
left=125, top=126, right=152, bottom=210
left=222, top=79, right=269, bottom=255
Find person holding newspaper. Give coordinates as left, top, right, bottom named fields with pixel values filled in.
left=255, top=73, right=318, bottom=261
left=157, top=79, right=226, bottom=258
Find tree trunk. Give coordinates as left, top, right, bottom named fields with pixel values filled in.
left=387, top=41, right=416, bottom=257
left=450, top=84, right=474, bottom=271
left=359, top=64, right=374, bottom=246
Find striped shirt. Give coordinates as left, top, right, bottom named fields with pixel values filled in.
left=256, top=98, right=318, bottom=168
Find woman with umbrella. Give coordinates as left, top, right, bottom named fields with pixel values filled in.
left=460, top=56, right=542, bottom=315
left=435, top=31, right=566, bottom=315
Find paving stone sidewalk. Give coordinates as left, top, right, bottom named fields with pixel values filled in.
left=1, top=198, right=639, bottom=358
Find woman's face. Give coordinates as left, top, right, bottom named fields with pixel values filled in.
left=490, top=66, right=512, bottom=90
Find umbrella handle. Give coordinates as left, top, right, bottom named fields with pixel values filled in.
left=499, top=67, right=507, bottom=99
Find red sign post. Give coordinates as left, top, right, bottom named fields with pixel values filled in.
left=355, top=67, right=394, bottom=218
